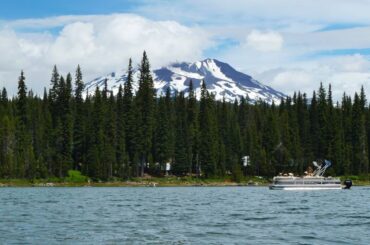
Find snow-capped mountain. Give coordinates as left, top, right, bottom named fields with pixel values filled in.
left=85, top=58, right=285, bottom=103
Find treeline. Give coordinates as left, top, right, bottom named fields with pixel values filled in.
left=0, top=52, right=369, bottom=180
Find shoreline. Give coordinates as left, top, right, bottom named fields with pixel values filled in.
left=0, top=182, right=266, bottom=187
left=0, top=177, right=270, bottom=187
left=0, top=177, right=369, bottom=187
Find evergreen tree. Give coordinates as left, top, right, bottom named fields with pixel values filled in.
left=123, top=58, right=136, bottom=175
left=309, top=91, right=319, bottom=158
left=17, top=71, right=28, bottom=127
left=73, top=65, right=85, bottom=170
left=136, top=51, right=155, bottom=176
left=153, top=90, right=172, bottom=174
left=186, top=80, right=199, bottom=175
left=86, top=86, right=104, bottom=179
left=1, top=53, right=369, bottom=181
left=41, top=89, right=54, bottom=176
left=199, top=81, right=218, bottom=177
left=62, top=74, right=73, bottom=174
left=173, top=92, right=188, bottom=175
left=317, top=83, right=328, bottom=158
left=49, top=65, right=60, bottom=126
left=15, top=71, right=33, bottom=178
left=116, top=85, right=127, bottom=178
left=102, top=92, right=117, bottom=180
left=0, top=116, right=15, bottom=178
left=341, top=93, right=353, bottom=174
left=352, top=93, right=369, bottom=174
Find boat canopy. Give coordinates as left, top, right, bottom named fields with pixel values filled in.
left=312, top=160, right=331, bottom=177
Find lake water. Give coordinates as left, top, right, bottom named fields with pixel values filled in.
left=0, top=187, right=369, bottom=244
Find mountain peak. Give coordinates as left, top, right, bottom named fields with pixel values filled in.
left=85, top=59, right=286, bottom=103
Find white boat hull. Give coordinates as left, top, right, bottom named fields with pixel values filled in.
left=269, top=184, right=343, bottom=190
left=269, top=161, right=352, bottom=190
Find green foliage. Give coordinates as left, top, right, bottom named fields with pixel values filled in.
left=73, top=65, right=86, bottom=169
left=65, top=170, right=88, bottom=183
left=0, top=53, right=369, bottom=181
left=135, top=51, right=155, bottom=176
left=231, top=164, right=243, bottom=183
left=199, top=81, right=218, bottom=177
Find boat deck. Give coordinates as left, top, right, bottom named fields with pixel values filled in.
left=269, top=176, right=342, bottom=190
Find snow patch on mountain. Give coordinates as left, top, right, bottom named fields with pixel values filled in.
left=85, top=58, right=286, bottom=103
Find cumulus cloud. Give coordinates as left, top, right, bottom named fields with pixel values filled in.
left=271, top=69, right=314, bottom=92
left=1, top=4, right=370, bottom=100
left=217, top=26, right=370, bottom=101
left=136, top=0, right=370, bottom=28
left=131, top=0, right=370, bottom=100
left=246, top=30, right=283, bottom=52
left=251, top=54, right=370, bottom=101
left=0, top=14, right=210, bottom=94
left=327, top=54, right=370, bottom=72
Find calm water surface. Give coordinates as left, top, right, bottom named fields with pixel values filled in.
left=0, top=187, right=369, bottom=244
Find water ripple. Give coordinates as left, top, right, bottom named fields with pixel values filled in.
left=0, top=187, right=369, bottom=244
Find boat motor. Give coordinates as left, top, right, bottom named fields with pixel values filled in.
left=344, top=179, right=352, bottom=189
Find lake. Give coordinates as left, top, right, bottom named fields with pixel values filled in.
left=0, top=187, right=369, bottom=244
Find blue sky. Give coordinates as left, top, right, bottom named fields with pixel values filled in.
left=0, top=0, right=141, bottom=19
left=0, top=0, right=370, bottom=99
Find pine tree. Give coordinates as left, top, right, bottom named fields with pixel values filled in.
left=73, top=65, right=85, bottom=170
left=51, top=74, right=74, bottom=177
left=86, top=86, right=104, bottom=179
left=186, top=80, right=199, bottom=175
left=116, top=85, right=127, bottom=178
left=1, top=88, right=7, bottom=105
left=341, top=93, right=353, bottom=174
left=153, top=90, right=172, bottom=174
left=1, top=53, right=370, bottom=181
left=296, top=93, right=311, bottom=167
left=309, top=91, right=319, bottom=158
left=49, top=65, right=60, bottom=126
left=0, top=116, right=16, bottom=178
left=15, top=71, right=29, bottom=178
left=262, top=108, right=279, bottom=174
left=317, top=83, right=328, bottom=158
left=136, top=51, right=155, bottom=176
left=173, top=92, right=188, bottom=175
left=352, top=93, right=369, bottom=174
left=41, top=89, right=54, bottom=176
left=123, top=58, right=136, bottom=175
left=17, top=71, right=28, bottom=127
left=100, top=89, right=116, bottom=180
left=199, top=81, right=218, bottom=177
left=217, top=99, right=228, bottom=175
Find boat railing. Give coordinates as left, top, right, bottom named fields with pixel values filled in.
left=312, top=160, right=332, bottom=176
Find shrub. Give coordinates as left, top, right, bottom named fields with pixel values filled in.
left=65, top=170, right=88, bottom=183
left=231, top=164, right=243, bottom=183
left=346, top=175, right=359, bottom=181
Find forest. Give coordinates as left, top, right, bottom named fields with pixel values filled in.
left=0, top=51, right=369, bottom=180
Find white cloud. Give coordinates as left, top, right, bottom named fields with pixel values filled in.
left=127, top=0, right=370, bottom=100
left=320, top=71, right=370, bottom=100
left=48, top=22, right=97, bottom=65
left=136, top=0, right=370, bottom=27
left=0, top=14, right=210, bottom=95
left=246, top=30, right=283, bottom=52
left=1, top=2, right=370, bottom=100
left=271, top=69, right=313, bottom=92
left=327, top=54, right=370, bottom=72
left=251, top=55, right=370, bottom=101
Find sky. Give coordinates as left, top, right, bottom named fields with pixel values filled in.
left=0, top=0, right=370, bottom=100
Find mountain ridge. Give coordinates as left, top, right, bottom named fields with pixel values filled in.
left=85, top=58, right=286, bottom=103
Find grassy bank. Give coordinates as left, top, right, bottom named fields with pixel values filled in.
left=0, top=176, right=270, bottom=187
left=0, top=175, right=369, bottom=187
left=339, top=175, right=370, bottom=186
